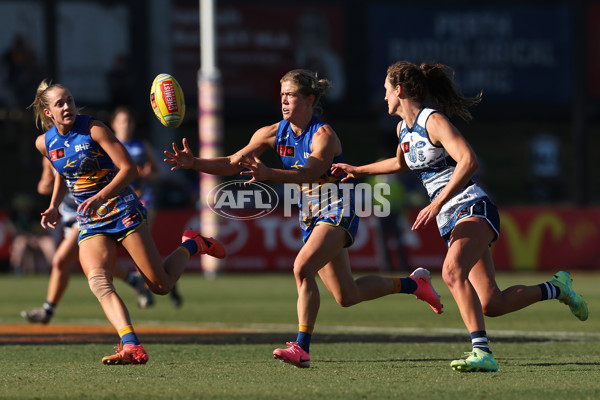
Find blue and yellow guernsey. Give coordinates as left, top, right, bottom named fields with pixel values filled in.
left=44, top=115, right=145, bottom=242
left=120, top=137, right=155, bottom=207
left=274, top=115, right=358, bottom=246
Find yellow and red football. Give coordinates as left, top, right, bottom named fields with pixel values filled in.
left=150, top=73, right=186, bottom=128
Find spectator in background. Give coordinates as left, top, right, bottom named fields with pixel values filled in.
left=1, top=33, right=45, bottom=171
left=528, top=133, right=562, bottom=202
left=294, top=12, right=345, bottom=102
left=2, top=33, right=44, bottom=108
left=8, top=192, right=55, bottom=274
left=106, top=54, right=135, bottom=109
left=365, top=169, right=412, bottom=271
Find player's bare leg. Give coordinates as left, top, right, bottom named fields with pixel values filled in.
left=21, top=226, right=79, bottom=324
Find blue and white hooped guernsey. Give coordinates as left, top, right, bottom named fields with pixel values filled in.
left=399, top=107, right=499, bottom=241
left=274, top=115, right=359, bottom=246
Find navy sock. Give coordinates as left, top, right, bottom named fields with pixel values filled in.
left=119, top=325, right=141, bottom=346
left=539, top=282, right=560, bottom=300
left=180, top=239, right=199, bottom=256
left=400, top=277, right=417, bottom=294
left=121, top=332, right=140, bottom=346
left=296, top=331, right=312, bottom=353
left=126, top=272, right=137, bottom=286
left=470, top=330, right=491, bottom=353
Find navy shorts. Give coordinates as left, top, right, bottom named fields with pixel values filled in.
left=78, top=202, right=147, bottom=244
left=442, top=197, right=500, bottom=248
left=301, top=209, right=360, bottom=248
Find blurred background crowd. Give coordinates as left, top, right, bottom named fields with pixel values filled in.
left=0, top=0, right=599, bottom=274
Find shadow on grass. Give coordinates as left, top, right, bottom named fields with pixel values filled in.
left=0, top=332, right=587, bottom=346
left=519, top=361, right=600, bottom=367
left=316, top=358, right=451, bottom=363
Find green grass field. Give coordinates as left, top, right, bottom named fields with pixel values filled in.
left=1, top=271, right=599, bottom=399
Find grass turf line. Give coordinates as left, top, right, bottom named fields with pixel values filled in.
left=1, top=272, right=599, bottom=399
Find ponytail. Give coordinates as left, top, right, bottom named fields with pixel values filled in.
left=280, top=69, right=332, bottom=115
left=28, top=79, right=69, bottom=131
left=387, top=61, right=481, bottom=122
left=420, top=63, right=481, bottom=122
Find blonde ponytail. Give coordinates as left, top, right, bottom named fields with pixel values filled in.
left=28, top=79, right=68, bottom=131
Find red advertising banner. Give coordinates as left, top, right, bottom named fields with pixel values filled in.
left=490, top=207, right=600, bottom=271
left=153, top=207, right=600, bottom=272
left=148, top=207, right=600, bottom=273
left=396, top=207, right=600, bottom=271
left=0, top=211, right=12, bottom=260
left=2, top=207, right=599, bottom=273
left=150, top=209, right=381, bottom=272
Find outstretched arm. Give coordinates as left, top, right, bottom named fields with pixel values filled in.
left=163, top=124, right=277, bottom=176
left=331, top=144, right=407, bottom=182
left=239, top=124, right=341, bottom=184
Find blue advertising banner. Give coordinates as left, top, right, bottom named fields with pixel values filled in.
left=367, top=4, right=572, bottom=106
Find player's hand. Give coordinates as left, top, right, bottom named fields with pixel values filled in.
left=412, top=201, right=442, bottom=231
left=164, top=137, right=195, bottom=170
left=239, top=154, right=270, bottom=183
left=40, top=207, right=60, bottom=230
left=330, top=163, right=361, bottom=182
left=77, top=195, right=103, bottom=218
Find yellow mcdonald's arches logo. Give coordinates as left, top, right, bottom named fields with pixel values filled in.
left=568, top=220, right=598, bottom=248
left=496, top=212, right=564, bottom=270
